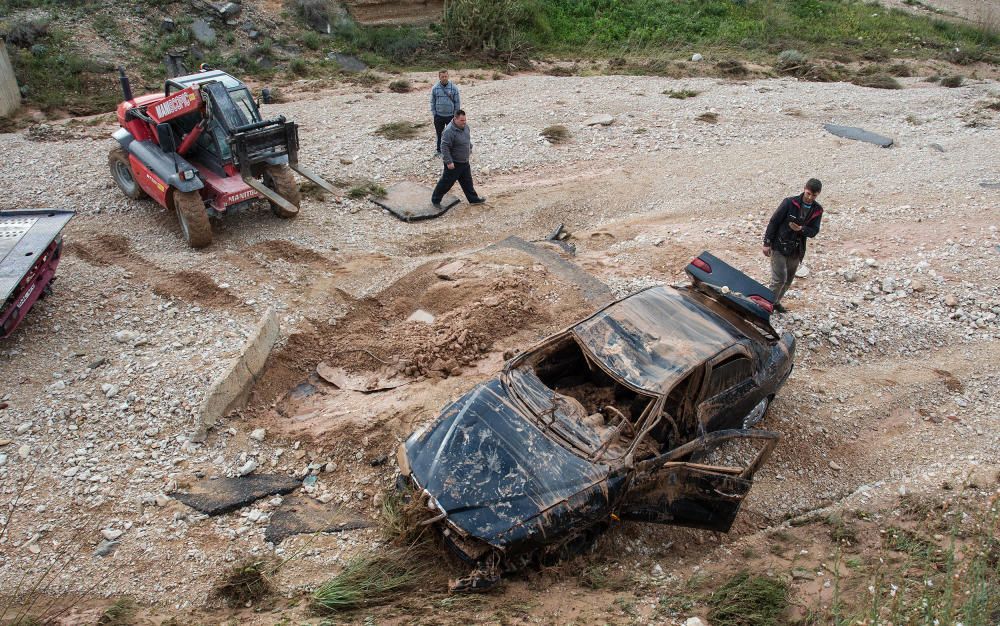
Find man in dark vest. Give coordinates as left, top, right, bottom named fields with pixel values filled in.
left=762, top=178, right=824, bottom=312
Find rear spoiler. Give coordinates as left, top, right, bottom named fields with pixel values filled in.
left=685, top=251, right=776, bottom=323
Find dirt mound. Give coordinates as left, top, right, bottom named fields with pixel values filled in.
left=251, top=239, right=328, bottom=264
left=152, top=270, right=244, bottom=309
left=67, top=233, right=135, bottom=267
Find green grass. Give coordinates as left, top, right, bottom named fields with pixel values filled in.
left=707, top=571, right=789, bottom=626
left=665, top=88, right=699, bottom=99
left=347, top=181, right=387, bottom=199
left=313, top=549, right=424, bottom=612
left=7, top=27, right=119, bottom=114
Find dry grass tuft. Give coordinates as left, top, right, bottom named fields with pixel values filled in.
left=214, top=559, right=275, bottom=608
left=540, top=124, right=570, bottom=144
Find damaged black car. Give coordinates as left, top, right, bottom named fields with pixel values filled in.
left=398, top=252, right=795, bottom=590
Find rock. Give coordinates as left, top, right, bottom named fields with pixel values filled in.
left=102, top=384, right=119, bottom=399
left=584, top=114, right=615, bottom=126
left=17, top=444, right=29, bottom=459
left=407, top=309, right=436, bottom=324
left=16, top=422, right=32, bottom=435
left=929, top=143, right=945, bottom=153
left=62, top=467, right=79, bottom=477
left=0, top=454, right=6, bottom=467
left=843, top=270, right=856, bottom=283
left=87, top=357, right=108, bottom=369
left=864, top=258, right=877, bottom=267
left=154, top=494, right=171, bottom=507
left=113, top=330, right=136, bottom=344
left=161, top=17, right=176, bottom=32
left=249, top=428, right=266, bottom=442
left=684, top=618, right=706, bottom=626
left=101, top=528, right=124, bottom=541
left=691, top=53, right=704, bottom=62
left=881, top=277, right=896, bottom=293
left=237, top=459, right=258, bottom=476
left=651, top=563, right=664, bottom=576
left=911, top=280, right=925, bottom=292
left=0, top=439, right=10, bottom=447
left=94, top=539, right=120, bottom=557
left=191, top=19, right=216, bottom=46
left=218, top=2, right=241, bottom=18
left=435, top=260, right=466, bottom=280
left=795, top=264, right=809, bottom=278
left=829, top=461, right=843, bottom=471
left=326, top=52, right=367, bottom=72
left=944, top=294, right=958, bottom=307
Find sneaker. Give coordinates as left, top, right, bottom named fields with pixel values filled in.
left=469, top=197, right=487, bottom=205
left=431, top=200, right=443, bottom=209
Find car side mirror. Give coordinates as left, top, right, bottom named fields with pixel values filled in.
left=156, top=123, right=177, bottom=153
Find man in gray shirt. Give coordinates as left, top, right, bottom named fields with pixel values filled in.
left=430, top=69, right=460, bottom=154
left=432, top=110, right=486, bottom=207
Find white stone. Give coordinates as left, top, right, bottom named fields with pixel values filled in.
left=249, top=428, right=266, bottom=442
left=584, top=114, right=615, bottom=126
left=407, top=309, right=435, bottom=324
left=101, top=528, right=124, bottom=541
left=685, top=618, right=707, bottom=626
left=16, top=422, right=32, bottom=435
left=691, top=53, right=703, bottom=62
left=237, top=459, right=258, bottom=476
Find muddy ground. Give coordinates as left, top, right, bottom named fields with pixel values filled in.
left=1, top=66, right=999, bottom=625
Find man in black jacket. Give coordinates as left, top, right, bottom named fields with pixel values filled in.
left=762, top=178, right=824, bottom=312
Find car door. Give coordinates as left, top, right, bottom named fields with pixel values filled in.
left=616, top=429, right=778, bottom=532
left=697, top=345, right=760, bottom=432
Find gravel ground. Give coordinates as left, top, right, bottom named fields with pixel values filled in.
left=0, top=71, right=998, bottom=621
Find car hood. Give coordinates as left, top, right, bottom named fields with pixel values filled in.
left=404, top=378, right=608, bottom=546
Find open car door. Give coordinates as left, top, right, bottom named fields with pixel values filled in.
left=617, top=429, right=778, bottom=532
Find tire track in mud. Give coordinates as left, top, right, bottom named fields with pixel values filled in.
left=66, top=233, right=247, bottom=310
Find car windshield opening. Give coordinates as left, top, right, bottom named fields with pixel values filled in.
left=508, top=334, right=655, bottom=460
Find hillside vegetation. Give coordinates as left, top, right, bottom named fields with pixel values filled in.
left=0, top=0, right=997, bottom=116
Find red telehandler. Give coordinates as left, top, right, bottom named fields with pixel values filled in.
left=109, top=66, right=334, bottom=247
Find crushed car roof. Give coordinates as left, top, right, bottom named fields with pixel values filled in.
left=572, top=285, right=742, bottom=395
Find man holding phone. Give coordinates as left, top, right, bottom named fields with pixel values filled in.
left=762, top=178, right=824, bottom=312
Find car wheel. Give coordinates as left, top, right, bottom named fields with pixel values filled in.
left=108, top=147, right=147, bottom=200
left=742, top=396, right=771, bottom=429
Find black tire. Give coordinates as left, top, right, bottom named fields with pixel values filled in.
left=263, top=164, right=301, bottom=218
left=108, top=147, right=147, bottom=200
left=173, top=190, right=212, bottom=248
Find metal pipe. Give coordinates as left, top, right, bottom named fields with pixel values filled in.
left=118, top=67, right=132, bottom=101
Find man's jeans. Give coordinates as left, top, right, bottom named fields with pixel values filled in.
left=769, top=251, right=800, bottom=304
left=433, top=115, right=451, bottom=152
left=432, top=161, right=480, bottom=203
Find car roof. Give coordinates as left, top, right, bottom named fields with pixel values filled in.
left=572, top=285, right=743, bottom=395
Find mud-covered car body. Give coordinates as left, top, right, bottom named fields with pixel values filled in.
left=399, top=253, right=794, bottom=568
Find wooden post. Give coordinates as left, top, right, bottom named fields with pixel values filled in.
left=0, top=41, right=21, bottom=118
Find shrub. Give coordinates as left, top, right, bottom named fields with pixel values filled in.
left=852, top=73, right=903, bottom=89
left=302, top=30, right=322, bottom=50
left=3, top=19, right=49, bottom=48
left=290, top=58, right=308, bottom=76
left=313, top=549, right=424, bottom=612
left=388, top=79, right=411, bottom=93
left=214, top=559, right=275, bottom=608
left=441, top=0, right=541, bottom=62
left=374, top=121, right=423, bottom=140
left=696, top=111, right=719, bottom=123
left=540, top=124, right=570, bottom=143
left=665, top=89, right=699, bottom=99
left=707, top=571, right=789, bottom=626
left=940, top=74, right=964, bottom=87
left=775, top=49, right=806, bottom=70
left=715, top=59, right=748, bottom=77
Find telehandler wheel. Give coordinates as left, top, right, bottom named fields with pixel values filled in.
left=108, top=147, right=147, bottom=200
left=173, top=190, right=212, bottom=248
left=263, top=164, right=301, bottom=218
